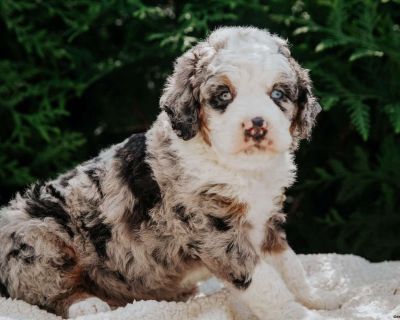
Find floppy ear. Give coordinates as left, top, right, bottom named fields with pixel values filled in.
left=290, top=60, right=322, bottom=140
left=160, top=44, right=213, bottom=141
left=272, top=36, right=321, bottom=140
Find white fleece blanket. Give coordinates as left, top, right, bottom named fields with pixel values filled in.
left=1, top=254, right=399, bottom=320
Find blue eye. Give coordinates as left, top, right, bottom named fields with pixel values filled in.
left=271, top=89, right=284, bottom=100
left=219, top=91, right=232, bottom=101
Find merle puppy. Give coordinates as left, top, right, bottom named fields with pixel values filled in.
left=0, top=27, right=340, bottom=319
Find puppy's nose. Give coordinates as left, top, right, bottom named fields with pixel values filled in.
left=243, top=117, right=268, bottom=142
left=251, top=117, right=265, bottom=128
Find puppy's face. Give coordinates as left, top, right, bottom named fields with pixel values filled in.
left=200, top=52, right=298, bottom=159
left=161, top=27, right=321, bottom=168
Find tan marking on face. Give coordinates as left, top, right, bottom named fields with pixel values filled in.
left=199, top=105, right=211, bottom=146
left=290, top=110, right=302, bottom=137
left=220, top=74, right=237, bottom=98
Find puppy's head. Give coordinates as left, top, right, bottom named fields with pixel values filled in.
left=160, top=27, right=321, bottom=166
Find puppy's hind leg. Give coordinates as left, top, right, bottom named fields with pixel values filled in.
left=0, top=222, right=110, bottom=318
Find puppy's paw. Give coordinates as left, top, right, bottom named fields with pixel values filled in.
left=299, top=288, right=342, bottom=310
left=68, top=297, right=111, bottom=318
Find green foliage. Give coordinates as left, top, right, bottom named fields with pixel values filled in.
left=300, top=137, right=400, bottom=260
left=286, top=0, right=400, bottom=141
left=1, top=0, right=399, bottom=260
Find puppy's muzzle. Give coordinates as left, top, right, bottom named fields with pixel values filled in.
left=243, top=117, right=268, bottom=142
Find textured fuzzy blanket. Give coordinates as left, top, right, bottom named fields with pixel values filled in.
left=0, top=254, right=399, bottom=320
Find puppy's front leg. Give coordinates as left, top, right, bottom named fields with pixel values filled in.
left=199, top=236, right=322, bottom=320
left=264, top=246, right=341, bottom=310
left=233, top=261, right=323, bottom=320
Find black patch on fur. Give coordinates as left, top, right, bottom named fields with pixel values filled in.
left=226, top=241, right=235, bottom=254
left=25, top=183, right=74, bottom=237
left=164, top=104, right=200, bottom=141
left=84, top=167, right=104, bottom=198
left=0, top=280, right=9, bottom=298
left=115, top=133, right=161, bottom=228
left=88, top=221, right=111, bottom=258
left=187, top=239, right=203, bottom=253
left=297, top=86, right=309, bottom=106
left=207, top=214, right=231, bottom=231
left=50, top=253, right=76, bottom=271
left=173, top=204, right=189, bottom=224
left=61, top=256, right=76, bottom=270
left=151, top=247, right=169, bottom=267
left=59, top=169, right=78, bottom=187
left=81, top=211, right=112, bottom=258
left=46, top=184, right=66, bottom=205
left=7, top=243, right=35, bottom=264
left=209, top=85, right=233, bottom=112
left=231, top=274, right=252, bottom=290
left=6, top=250, right=18, bottom=259
left=80, top=272, right=102, bottom=295
left=61, top=249, right=77, bottom=271
left=114, top=271, right=127, bottom=283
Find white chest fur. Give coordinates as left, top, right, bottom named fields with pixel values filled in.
left=242, top=179, right=280, bottom=252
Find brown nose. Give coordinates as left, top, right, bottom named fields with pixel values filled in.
left=243, top=117, right=268, bottom=142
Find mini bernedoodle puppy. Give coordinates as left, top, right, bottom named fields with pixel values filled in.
left=0, top=27, right=341, bottom=319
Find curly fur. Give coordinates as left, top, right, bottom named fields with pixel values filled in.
left=0, top=27, right=338, bottom=320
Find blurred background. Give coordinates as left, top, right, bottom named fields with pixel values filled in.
left=1, top=0, right=399, bottom=261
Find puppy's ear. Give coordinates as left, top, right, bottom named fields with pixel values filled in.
left=273, top=36, right=321, bottom=140
left=290, top=61, right=322, bottom=140
left=160, top=44, right=213, bottom=141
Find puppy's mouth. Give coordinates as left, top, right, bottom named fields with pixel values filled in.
left=244, top=127, right=268, bottom=142
left=234, top=121, right=277, bottom=155
left=234, top=139, right=276, bottom=155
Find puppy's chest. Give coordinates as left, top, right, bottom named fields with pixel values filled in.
left=241, top=182, right=279, bottom=251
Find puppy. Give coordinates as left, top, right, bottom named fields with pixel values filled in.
left=0, top=27, right=340, bottom=319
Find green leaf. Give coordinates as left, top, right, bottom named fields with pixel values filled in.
left=384, top=103, right=400, bottom=134
left=315, top=168, right=333, bottom=180
left=320, top=96, right=340, bottom=111
left=347, top=100, right=370, bottom=140
left=349, top=49, right=384, bottom=62
left=315, top=38, right=348, bottom=52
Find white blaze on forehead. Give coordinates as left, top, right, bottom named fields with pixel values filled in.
left=208, top=26, right=284, bottom=53
left=209, top=52, right=292, bottom=92
left=206, top=28, right=293, bottom=90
